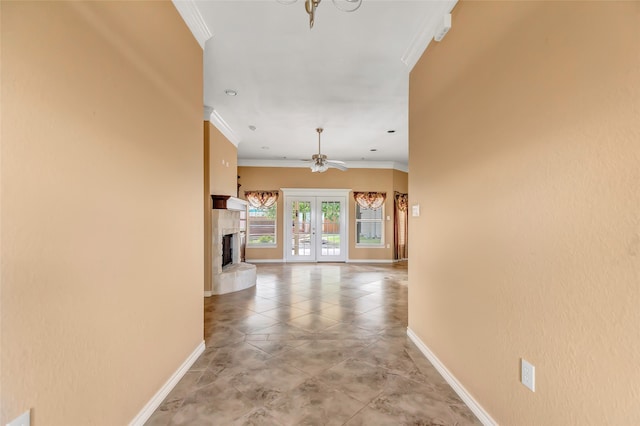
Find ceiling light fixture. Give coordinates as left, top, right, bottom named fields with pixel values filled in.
left=304, top=128, right=348, bottom=173
left=277, top=0, right=362, bottom=29
left=224, top=89, right=237, bottom=96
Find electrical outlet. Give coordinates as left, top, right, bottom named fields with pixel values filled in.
left=7, top=409, right=30, bottom=426
left=521, top=358, right=535, bottom=392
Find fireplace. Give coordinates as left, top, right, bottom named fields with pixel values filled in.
left=210, top=195, right=256, bottom=295
left=222, top=234, right=233, bottom=268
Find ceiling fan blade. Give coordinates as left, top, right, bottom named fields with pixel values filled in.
left=328, top=162, right=348, bottom=171
left=326, top=159, right=346, bottom=164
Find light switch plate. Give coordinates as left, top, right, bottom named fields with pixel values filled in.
left=521, top=358, right=535, bottom=392
left=412, top=204, right=420, bottom=217
left=7, top=409, right=30, bottom=426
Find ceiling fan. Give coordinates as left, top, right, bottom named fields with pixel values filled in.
left=304, top=128, right=348, bottom=173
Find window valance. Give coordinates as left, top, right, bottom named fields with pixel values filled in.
left=353, top=192, right=386, bottom=210
left=244, top=191, right=279, bottom=208
left=394, top=192, right=408, bottom=212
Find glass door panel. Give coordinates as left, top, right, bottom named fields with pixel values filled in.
left=318, top=200, right=343, bottom=261
left=289, top=198, right=315, bottom=261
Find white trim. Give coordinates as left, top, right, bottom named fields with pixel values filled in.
left=225, top=196, right=247, bottom=211
left=400, top=0, right=457, bottom=70
left=130, top=340, right=206, bottom=426
left=238, top=159, right=408, bottom=173
left=406, top=328, right=498, bottom=426
left=203, top=106, right=214, bottom=121
left=210, top=109, right=241, bottom=147
left=249, top=258, right=397, bottom=264
left=172, top=1, right=212, bottom=49
left=281, top=188, right=351, bottom=197
left=204, top=291, right=212, bottom=297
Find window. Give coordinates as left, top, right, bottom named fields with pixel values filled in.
left=248, top=204, right=277, bottom=246
left=355, top=204, right=384, bottom=246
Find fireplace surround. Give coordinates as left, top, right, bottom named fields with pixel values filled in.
left=211, top=195, right=256, bottom=295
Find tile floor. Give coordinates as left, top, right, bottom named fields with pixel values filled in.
left=146, top=262, right=481, bottom=426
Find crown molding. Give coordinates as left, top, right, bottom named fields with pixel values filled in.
left=401, top=0, right=457, bottom=70
left=172, top=0, right=212, bottom=49
left=237, top=159, right=408, bottom=172
left=203, top=106, right=214, bottom=121
left=209, top=109, right=240, bottom=147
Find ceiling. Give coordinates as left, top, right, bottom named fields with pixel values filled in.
left=174, top=0, right=457, bottom=171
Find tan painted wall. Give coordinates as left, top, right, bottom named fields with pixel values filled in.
left=208, top=123, right=238, bottom=197
left=204, top=124, right=212, bottom=293
left=408, top=2, right=640, bottom=425
left=1, top=2, right=203, bottom=424
left=204, top=123, right=238, bottom=292
left=392, top=169, right=408, bottom=195
left=238, top=167, right=396, bottom=261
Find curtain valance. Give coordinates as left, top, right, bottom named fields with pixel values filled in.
left=244, top=191, right=279, bottom=208
left=394, top=192, right=408, bottom=212
left=353, top=192, right=386, bottom=210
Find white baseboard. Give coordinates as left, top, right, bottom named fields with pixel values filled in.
left=406, top=328, right=497, bottom=426
left=129, top=340, right=205, bottom=426
left=204, top=290, right=212, bottom=297
left=247, top=258, right=396, bottom=264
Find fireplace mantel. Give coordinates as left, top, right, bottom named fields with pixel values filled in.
left=212, top=195, right=247, bottom=211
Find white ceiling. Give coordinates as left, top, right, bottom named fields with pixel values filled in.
left=174, top=0, right=457, bottom=171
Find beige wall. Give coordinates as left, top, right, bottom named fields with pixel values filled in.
left=204, top=124, right=212, bottom=293
left=208, top=123, right=238, bottom=197
left=409, top=2, right=639, bottom=425
left=204, top=123, right=238, bottom=292
left=238, top=167, right=397, bottom=261
left=1, top=2, right=203, bottom=424
left=392, top=169, right=408, bottom=195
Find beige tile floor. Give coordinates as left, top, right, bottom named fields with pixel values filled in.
left=146, top=262, right=481, bottom=426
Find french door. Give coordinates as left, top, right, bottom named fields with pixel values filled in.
left=283, top=189, right=349, bottom=262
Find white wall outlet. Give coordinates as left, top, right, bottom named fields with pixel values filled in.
left=521, top=358, right=535, bottom=392
left=7, top=409, right=30, bottom=426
